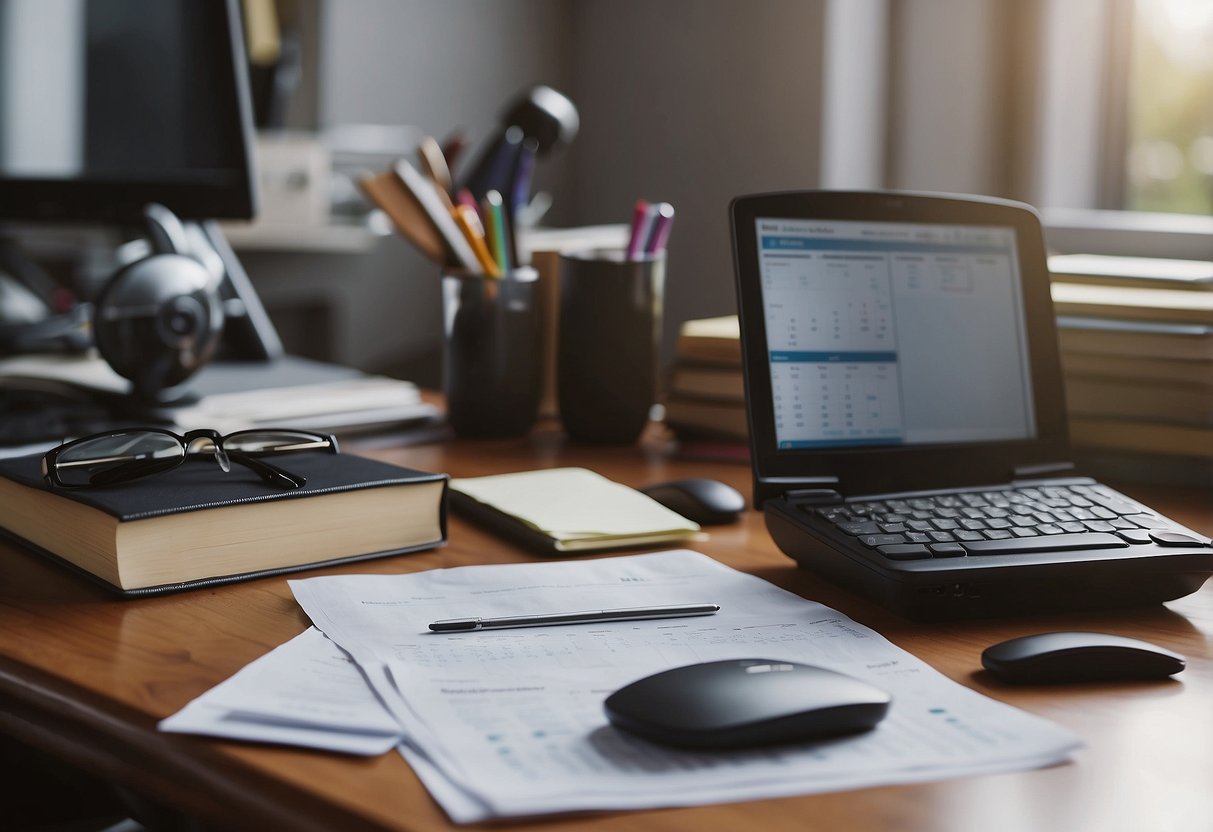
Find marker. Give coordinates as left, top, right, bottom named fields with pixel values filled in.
left=645, top=202, right=675, bottom=255
left=626, top=199, right=658, bottom=261
left=429, top=603, right=720, bottom=633
left=505, top=137, right=538, bottom=266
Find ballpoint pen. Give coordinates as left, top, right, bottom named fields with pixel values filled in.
left=429, top=603, right=720, bottom=632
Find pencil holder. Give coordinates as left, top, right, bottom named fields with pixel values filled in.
left=557, top=250, right=665, bottom=444
left=442, top=267, right=542, bottom=438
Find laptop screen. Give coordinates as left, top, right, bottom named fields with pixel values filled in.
left=755, top=218, right=1037, bottom=450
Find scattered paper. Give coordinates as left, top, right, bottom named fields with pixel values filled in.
left=290, top=550, right=1081, bottom=822
left=159, top=627, right=401, bottom=756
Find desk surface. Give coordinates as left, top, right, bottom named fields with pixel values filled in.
left=1, top=427, right=1211, bottom=832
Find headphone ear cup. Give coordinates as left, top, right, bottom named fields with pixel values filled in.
left=94, top=253, right=224, bottom=396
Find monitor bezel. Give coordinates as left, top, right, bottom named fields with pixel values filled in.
left=0, top=0, right=257, bottom=223
left=730, top=191, right=1071, bottom=504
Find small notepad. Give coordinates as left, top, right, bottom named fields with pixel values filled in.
left=449, top=467, right=701, bottom=554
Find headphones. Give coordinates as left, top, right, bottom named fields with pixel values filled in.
left=92, top=204, right=225, bottom=400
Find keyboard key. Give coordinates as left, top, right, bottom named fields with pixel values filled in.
left=931, top=518, right=959, bottom=531
left=928, top=531, right=956, bottom=542
left=962, top=532, right=1128, bottom=556
left=839, top=521, right=881, bottom=536
left=861, top=533, right=908, bottom=547
left=1149, top=530, right=1208, bottom=547
left=906, top=532, right=932, bottom=543
left=1058, top=521, right=1086, bottom=533
left=1010, top=527, right=1039, bottom=537
left=879, top=522, right=908, bottom=533
left=1117, top=528, right=1153, bottom=544
left=930, top=543, right=966, bottom=557
left=1037, top=524, right=1064, bottom=535
left=1124, top=513, right=1163, bottom=529
left=983, top=529, right=1013, bottom=540
left=907, top=520, right=934, bottom=532
left=878, top=544, right=931, bottom=560
left=955, top=530, right=985, bottom=542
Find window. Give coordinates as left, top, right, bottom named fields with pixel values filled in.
left=1124, top=0, right=1213, bottom=215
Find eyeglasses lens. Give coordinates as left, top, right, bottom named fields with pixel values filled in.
left=223, top=431, right=330, bottom=455
left=54, top=432, right=184, bottom=487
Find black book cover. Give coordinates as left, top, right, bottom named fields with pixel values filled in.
left=0, top=451, right=448, bottom=596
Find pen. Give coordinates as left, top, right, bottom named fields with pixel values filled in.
left=452, top=204, right=502, bottom=278
left=625, top=199, right=650, bottom=260
left=429, top=603, right=720, bottom=633
left=645, top=202, right=675, bottom=255
left=482, top=190, right=511, bottom=273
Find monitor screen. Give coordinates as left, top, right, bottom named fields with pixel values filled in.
left=754, top=217, right=1037, bottom=450
left=0, top=0, right=254, bottom=221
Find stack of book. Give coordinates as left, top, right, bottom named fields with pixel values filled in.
left=1049, top=254, right=1213, bottom=485
left=663, top=316, right=749, bottom=446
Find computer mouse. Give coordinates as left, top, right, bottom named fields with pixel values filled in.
left=639, top=478, right=746, bottom=525
left=981, top=632, right=1186, bottom=684
left=603, top=658, right=892, bottom=749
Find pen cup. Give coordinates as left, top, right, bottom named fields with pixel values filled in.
left=557, top=250, right=665, bottom=444
left=442, top=267, right=542, bottom=438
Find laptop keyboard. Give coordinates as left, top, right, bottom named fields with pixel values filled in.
left=804, top=483, right=1202, bottom=561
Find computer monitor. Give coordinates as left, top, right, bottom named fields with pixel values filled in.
left=0, top=0, right=256, bottom=222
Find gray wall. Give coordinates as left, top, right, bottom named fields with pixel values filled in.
left=567, top=0, right=827, bottom=358
left=286, top=0, right=575, bottom=382
left=255, top=0, right=831, bottom=378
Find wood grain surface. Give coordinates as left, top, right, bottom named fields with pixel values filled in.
left=1, top=423, right=1211, bottom=832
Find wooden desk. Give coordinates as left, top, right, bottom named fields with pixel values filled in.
left=1, top=427, right=1211, bottom=832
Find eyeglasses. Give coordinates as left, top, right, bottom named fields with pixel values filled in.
left=41, top=428, right=339, bottom=490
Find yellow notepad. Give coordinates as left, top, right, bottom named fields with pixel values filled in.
left=450, top=467, right=701, bottom=553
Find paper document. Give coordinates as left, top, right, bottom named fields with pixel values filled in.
left=159, top=627, right=401, bottom=756
left=290, top=551, right=1081, bottom=822
left=450, top=467, right=700, bottom=550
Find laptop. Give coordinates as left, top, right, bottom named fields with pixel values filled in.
left=730, top=191, right=1212, bottom=619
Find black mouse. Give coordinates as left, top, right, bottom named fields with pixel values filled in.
left=639, top=478, right=745, bottom=525
left=604, top=658, right=891, bottom=749
left=981, top=632, right=1186, bottom=684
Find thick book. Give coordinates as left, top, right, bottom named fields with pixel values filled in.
left=1051, top=281, right=1213, bottom=325
left=1057, top=316, right=1213, bottom=361
left=668, top=362, right=746, bottom=402
left=1061, top=352, right=1213, bottom=387
left=1068, top=416, right=1213, bottom=458
left=663, top=395, right=749, bottom=442
left=675, top=316, right=742, bottom=366
left=1064, top=377, right=1213, bottom=425
left=0, top=451, right=448, bottom=596
left=1049, top=253, right=1213, bottom=291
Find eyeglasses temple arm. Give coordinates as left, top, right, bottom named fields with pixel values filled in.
left=228, top=452, right=305, bottom=489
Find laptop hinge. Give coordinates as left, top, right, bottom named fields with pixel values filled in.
left=1011, top=461, right=1076, bottom=479
left=755, top=475, right=842, bottom=509
left=784, top=488, right=845, bottom=505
